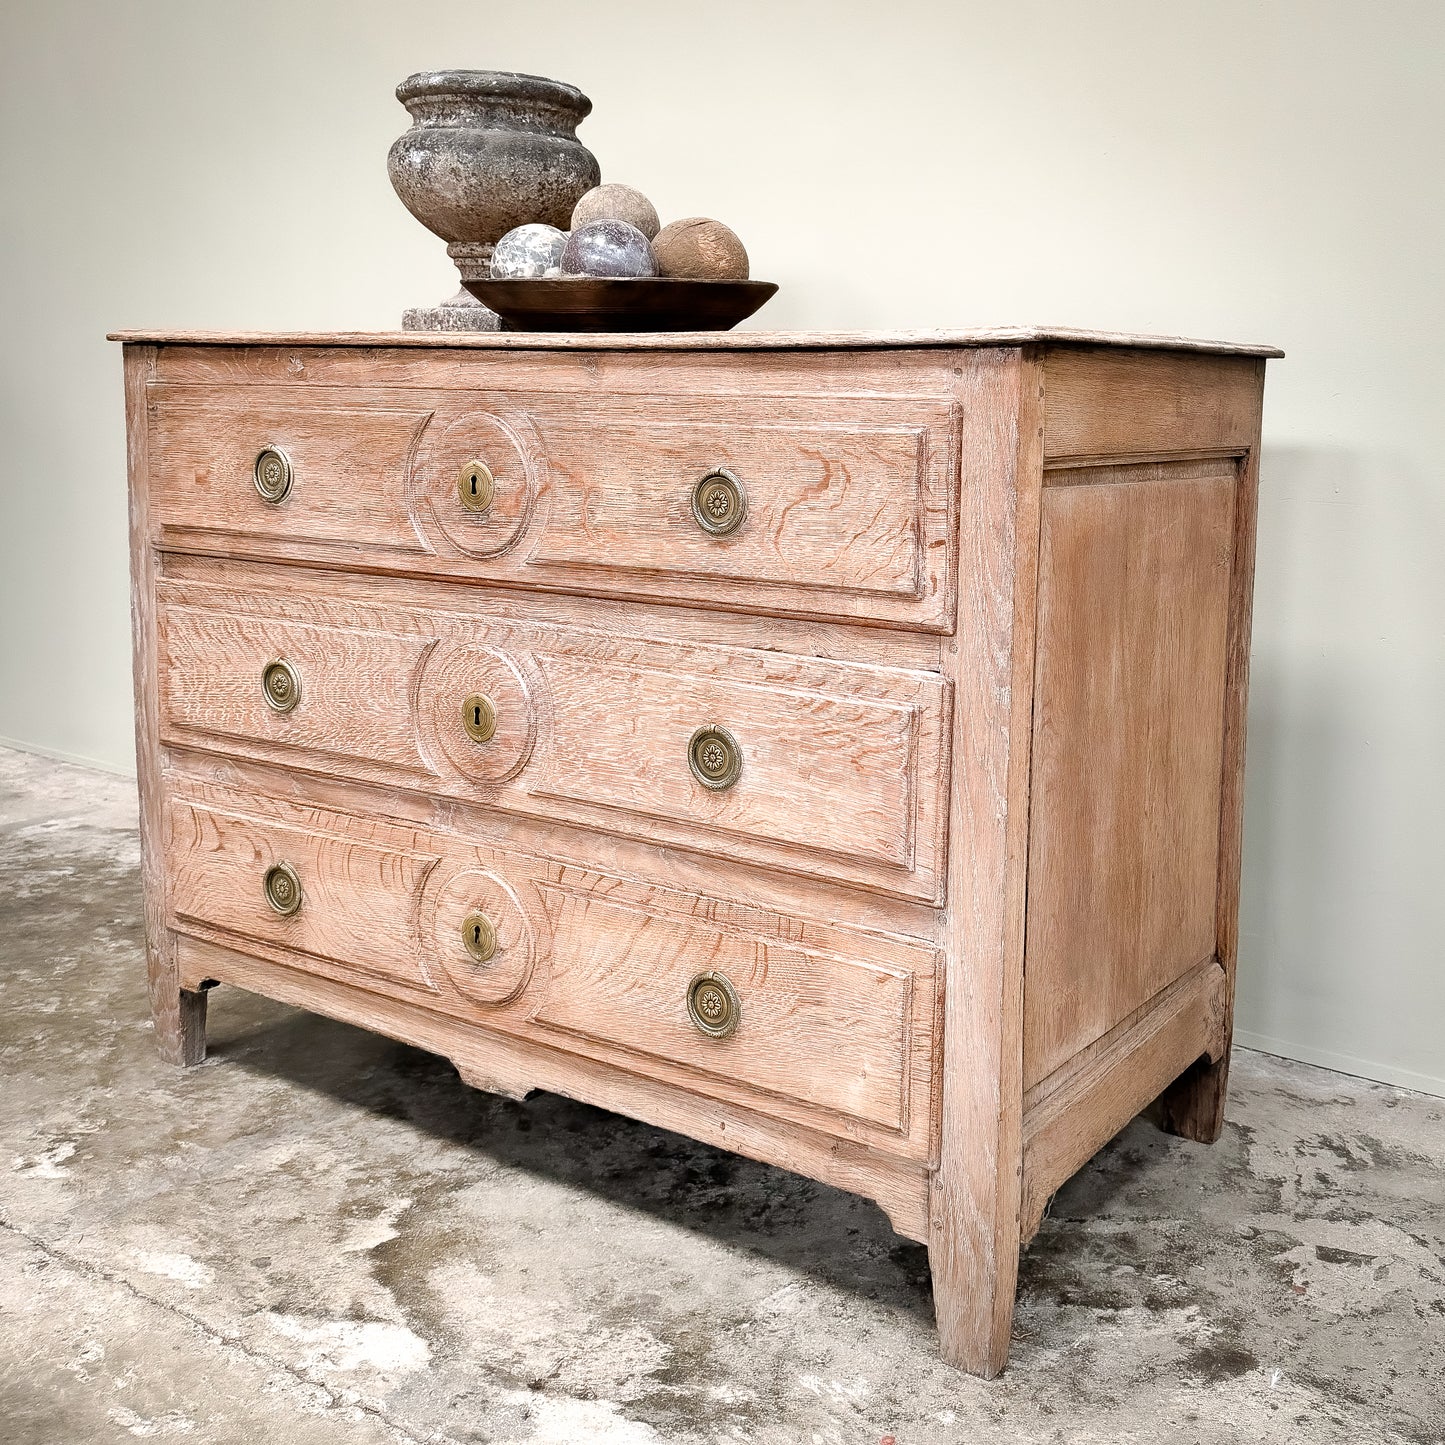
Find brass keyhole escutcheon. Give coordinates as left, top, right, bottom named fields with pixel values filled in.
left=254, top=446, right=293, bottom=503
left=263, top=861, right=302, bottom=916
left=457, top=460, right=496, bottom=514
left=462, top=692, right=497, bottom=744
left=691, top=468, right=746, bottom=537
left=461, top=911, right=497, bottom=964
left=687, top=971, right=741, bottom=1039
left=262, top=659, right=301, bottom=713
left=687, top=725, right=742, bottom=790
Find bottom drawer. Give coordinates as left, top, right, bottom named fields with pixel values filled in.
left=164, top=786, right=939, bottom=1154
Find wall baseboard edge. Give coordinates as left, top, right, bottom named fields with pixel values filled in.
left=1235, top=1032, right=1445, bottom=1101
left=0, top=734, right=136, bottom=779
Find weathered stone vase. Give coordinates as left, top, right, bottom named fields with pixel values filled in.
left=388, top=70, right=601, bottom=331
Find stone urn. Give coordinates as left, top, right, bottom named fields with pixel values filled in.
left=388, top=70, right=601, bottom=330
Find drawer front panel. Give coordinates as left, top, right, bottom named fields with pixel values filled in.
left=532, top=654, right=921, bottom=870
left=147, top=381, right=957, bottom=630
left=534, top=882, right=918, bottom=1132
left=148, top=392, right=437, bottom=554
left=526, top=414, right=934, bottom=601
left=163, top=786, right=938, bottom=1153
left=167, top=799, right=441, bottom=994
left=159, top=604, right=438, bottom=779
left=156, top=580, right=950, bottom=901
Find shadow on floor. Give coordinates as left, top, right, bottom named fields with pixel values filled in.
left=204, top=990, right=969, bottom=1328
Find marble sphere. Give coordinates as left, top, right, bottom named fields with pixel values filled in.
left=490, top=223, right=568, bottom=278
left=560, top=219, right=658, bottom=278
left=570, top=183, right=661, bottom=240
left=652, top=217, right=749, bottom=281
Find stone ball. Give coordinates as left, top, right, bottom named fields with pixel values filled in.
left=560, top=219, right=658, bottom=278
left=490, top=223, right=568, bottom=278
left=571, top=184, right=661, bottom=240
left=652, top=218, right=749, bottom=281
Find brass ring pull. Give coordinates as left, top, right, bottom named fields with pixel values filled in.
left=262, top=659, right=301, bottom=713
left=457, top=459, right=495, bottom=513
left=462, top=692, right=497, bottom=744
left=263, top=861, right=302, bottom=916
left=687, top=971, right=741, bottom=1038
left=688, top=725, right=741, bottom=790
left=254, top=446, right=293, bottom=503
left=691, top=468, right=745, bottom=536
left=461, top=911, right=497, bottom=963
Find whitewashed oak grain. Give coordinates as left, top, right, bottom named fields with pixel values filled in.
left=119, top=329, right=1273, bottom=1377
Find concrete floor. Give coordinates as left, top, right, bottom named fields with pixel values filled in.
left=0, top=747, right=1441, bottom=1445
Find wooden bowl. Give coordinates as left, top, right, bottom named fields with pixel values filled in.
left=463, top=277, right=779, bottom=332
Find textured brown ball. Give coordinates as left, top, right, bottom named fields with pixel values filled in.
left=652, top=218, right=749, bottom=281
left=570, top=183, right=660, bottom=240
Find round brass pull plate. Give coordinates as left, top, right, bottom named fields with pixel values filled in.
left=460, top=911, right=497, bottom=964
left=457, top=459, right=496, bottom=513
left=254, top=446, right=293, bottom=503
left=462, top=692, right=497, bottom=744
left=691, top=468, right=745, bottom=536
left=688, top=724, right=741, bottom=790
left=262, top=659, right=301, bottom=713
left=263, top=861, right=302, bottom=916
left=687, top=971, right=741, bottom=1039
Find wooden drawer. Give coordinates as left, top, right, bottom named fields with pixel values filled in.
left=146, top=381, right=959, bottom=630
left=156, top=577, right=951, bottom=902
left=165, top=785, right=938, bottom=1154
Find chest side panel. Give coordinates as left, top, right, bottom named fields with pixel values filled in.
left=1023, top=350, right=1265, bottom=1091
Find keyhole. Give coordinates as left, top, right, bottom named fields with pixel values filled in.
left=462, top=692, right=496, bottom=743
left=457, top=460, right=495, bottom=513
left=461, top=911, right=495, bottom=962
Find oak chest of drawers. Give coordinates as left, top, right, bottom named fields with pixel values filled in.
left=114, top=326, right=1276, bottom=1376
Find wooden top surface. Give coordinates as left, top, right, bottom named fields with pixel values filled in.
left=107, top=325, right=1283, bottom=358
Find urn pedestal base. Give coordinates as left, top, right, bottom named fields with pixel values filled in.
left=402, top=242, right=502, bottom=332
left=403, top=290, right=502, bottom=333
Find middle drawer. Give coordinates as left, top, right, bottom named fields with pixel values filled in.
left=156, top=579, right=951, bottom=903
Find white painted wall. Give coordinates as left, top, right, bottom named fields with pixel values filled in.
left=1, top=1, right=1441, bottom=1094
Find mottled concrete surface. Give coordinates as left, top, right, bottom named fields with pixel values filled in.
left=0, top=746, right=1441, bottom=1445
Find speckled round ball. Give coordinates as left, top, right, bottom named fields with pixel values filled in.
left=570, top=183, right=660, bottom=240
left=560, top=219, right=658, bottom=278
left=652, top=217, right=749, bottom=281
left=490, top=223, right=568, bottom=278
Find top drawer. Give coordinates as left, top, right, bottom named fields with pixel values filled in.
left=145, top=382, right=960, bottom=631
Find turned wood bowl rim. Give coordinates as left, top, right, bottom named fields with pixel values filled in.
left=465, top=277, right=780, bottom=333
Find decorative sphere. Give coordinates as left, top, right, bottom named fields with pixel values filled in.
left=570, top=183, right=661, bottom=240
left=652, top=217, right=749, bottom=281
left=491, top=223, right=568, bottom=278
left=560, top=219, right=658, bottom=278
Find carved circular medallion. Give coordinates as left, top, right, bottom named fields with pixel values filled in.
left=413, top=410, right=536, bottom=557
left=419, top=643, right=537, bottom=784
left=427, top=868, right=535, bottom=1006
